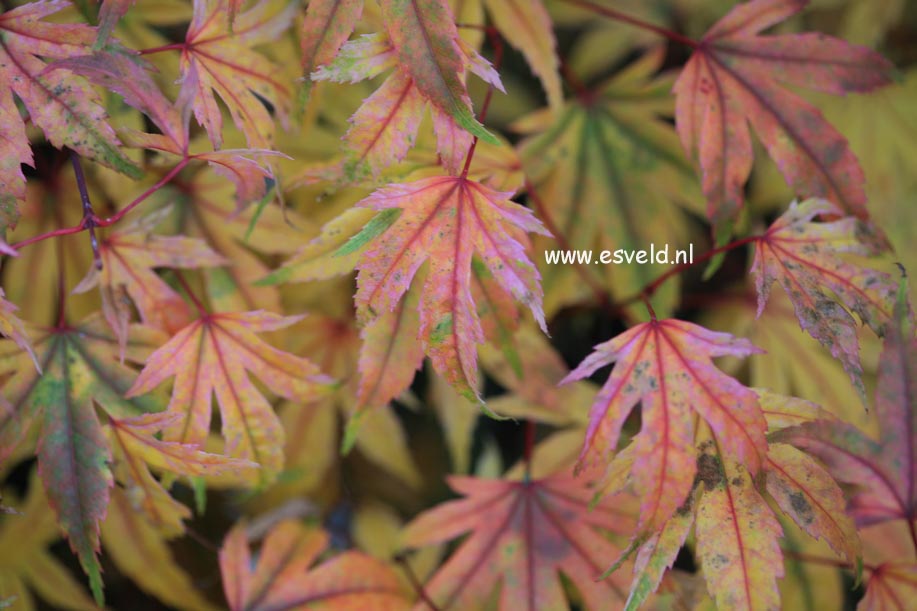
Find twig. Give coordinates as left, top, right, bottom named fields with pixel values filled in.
left=561, top=0, right=698, bottom=48
left=70, top=153, right=102, bottom=270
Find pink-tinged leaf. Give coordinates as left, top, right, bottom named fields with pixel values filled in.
left=354, top=176, right=547, bottom=403
left=773, top=276, right=916, bottom=528
left=299, top=0, right=364, bottom=98
left=672, top=0, right=894, bottom=229
left=73, top=208, right=227, bottom=357
left=355, top=282, right=424, bottom=413
left=312, top=32, right=499, bottom=177
left=859, top=563, right=917, bottom=611
left=695, top=448, right=784, bottom=611
left=562, top=319, right=767, bottom=532
left=181, top=0, right=296, bottom=148
left=219, top=519, right=409, bottom=610
left=95, top=0, right=136, bottom=48
left=482, top=0, right=562, bottom=110
left=378, top=0, right=497, bottom=144
left=0, top=0, right=140, bottom=226
left=401, top=472, right=634, bottom=610
left=765, top=442, right=861, bottom=563
left=126, top=311, right=332, bottom=483
left=751, top=199, right=898, bottom=399
left=48, top=51, right=186, bottom=151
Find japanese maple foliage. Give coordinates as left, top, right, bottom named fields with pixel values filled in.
left=0, top=0, right=915, bottom=610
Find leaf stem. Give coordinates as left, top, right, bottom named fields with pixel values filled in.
left=70, top=153, right=102, bottom=270
left=459, top=24, right=503, bottom=179
left=138, top=42, right=186, bottom=55
left=395, top=554, right=441, bottom=611
left=11, top=160, right=189, bottom=252
left=782, top=549, right=877, bottom=573
left=617, top=234, right=761, bottom=308
left=97, top=159, right=189, bottom=227
left=523, top=420, right=536, bottom=482
left=560, top=0, right=698, bottom=48
left=174, top=270, right=208, bottom=317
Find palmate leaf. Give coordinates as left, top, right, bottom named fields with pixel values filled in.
left=673, top=0, right=893, bottom=232
left=515, top=48, right=702, bottom=317
left=73, top=207, right=227, bottom=358
left=379, top=0, right=497, bottom=145
left=751, top=198, right=898, bottom=400
left=618, top=433, right=859, bottom=611
left=561, top=319, right=768, bottom=533
left=55, top=48, right=279, bottom=208
left=401, top=470, right=635, bottom=610
left=107, top=411, right=257, bottom=536
left=126, top=311, right=332, bottom=484
left=181, top=0, right=296, bottom=148
left=219, top=519, right=409, bottom=610
left=353, top=175, right=548, bottom=403
left=0, top=0, right=140, bottom=229
left=774, top=277, right=916, bottom=529
left=312, top=31, right=502, bottom=179
left=0, top=315, right=165, bottom=605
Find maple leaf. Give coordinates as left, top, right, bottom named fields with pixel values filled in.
left=352, top=175, right=548, bottom=403
left=107, top=411, right=258, bottom=536
left=860, top=562, right=917, bottom=611
left=312, top=31, right=502, bottom=178
left=0, top=0, right=140, bottom=229
left=616, top=432, right=859, bottom=611
left=73, top=207, right=227, bottom=358
left=0, top=314, right=166, bottom=605
left=219, top=519, right=409, bottom=610
left=180, top=0, right=296, bottom=148
left=401, top=471, right=634, bottom=610
left=0, top=470, right=98, bottom=611
left=561, top=318, right=768, bottom=533
left=751, top=198, right=898, bottom=400
left=126, top=311, right=332, bottom=483
left=773, top=276, right=916, bottom=530
left=379, top=0, right=497, bottom=144
left=515, top=48, right=702, bottom=317
left=53, top=49, right=279, bottom=208
left=672, top=0, right=894, bottom=231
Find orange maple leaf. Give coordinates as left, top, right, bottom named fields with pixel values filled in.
left=219, top=519, right=409, bottom=610
left=312, top=32, right=502, bottom=178
left=74, top=208, right=227, bottom=358
left=353, top=175, right=548, bottom=403
left=180, top=0, right=296, bottom=148
left=401, top=471, right=635, bottom=610
left=126, top=311, right=331, bottom=483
